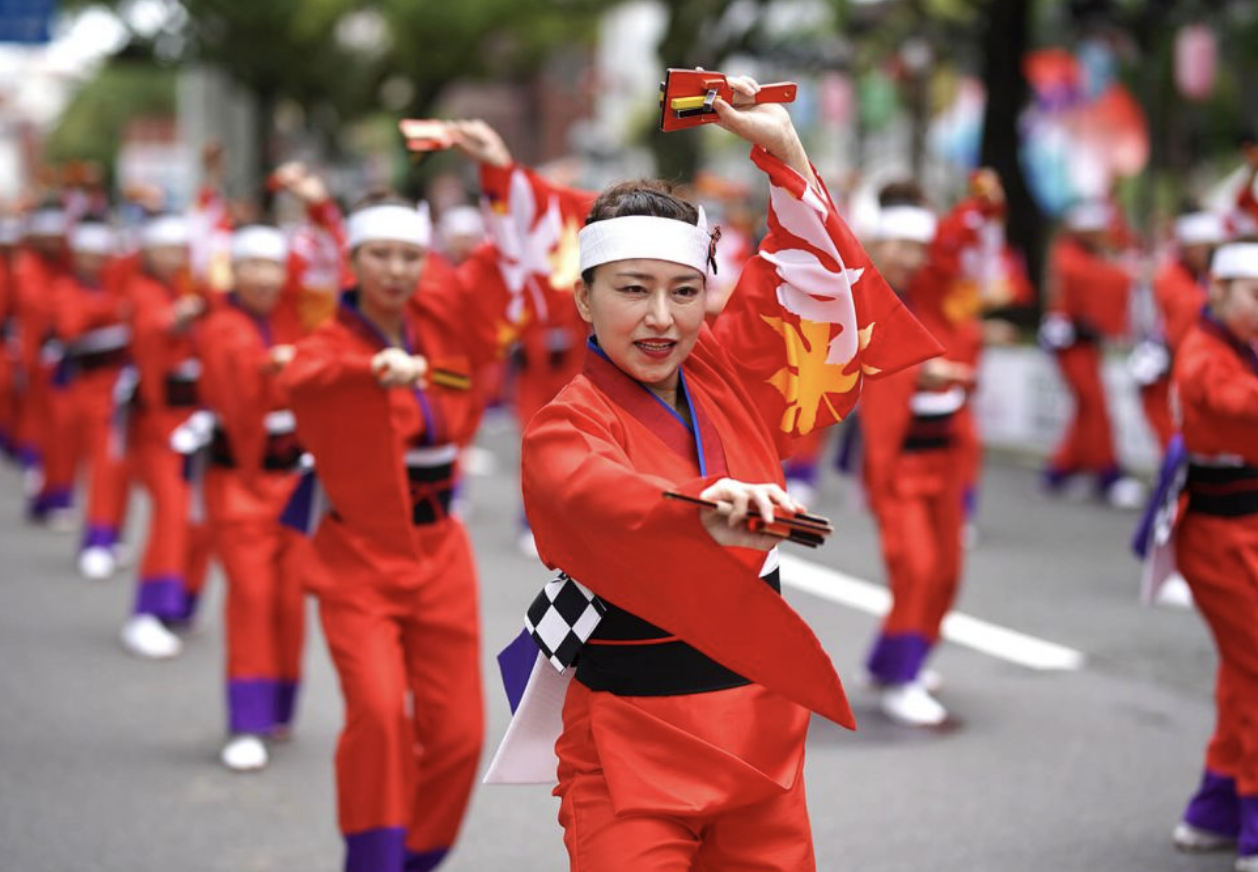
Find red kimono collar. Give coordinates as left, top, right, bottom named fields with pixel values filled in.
left=583, top=339, right=728, bottom=478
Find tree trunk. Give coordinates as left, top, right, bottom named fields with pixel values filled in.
left=979, top=0, right=1046, bottom=317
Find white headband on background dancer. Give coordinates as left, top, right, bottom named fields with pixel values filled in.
left=26, top=207, right=68, bottom=238
left=347, top=203, right=432, bottom=250
left=141, top=215, right=190, bottom=249
left=70, top=222, right=117, bottom=256
left=231, top=225, right=289, bottom=264
left=578, top=206, right=719, bottom=277
left=1211, top=242, right=1258, bottom=280
left=1174, top=212, right=1226, bottom=248
left=872, top=205, right=938, bottom=245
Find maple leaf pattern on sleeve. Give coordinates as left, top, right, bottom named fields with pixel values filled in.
left=715, top=146, right=941, bottom=438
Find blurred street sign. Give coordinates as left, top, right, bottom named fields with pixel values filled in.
left=0, top=0, right=55, bottom=44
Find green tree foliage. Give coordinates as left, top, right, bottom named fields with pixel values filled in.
left=44, top=56, right=176, bottom=171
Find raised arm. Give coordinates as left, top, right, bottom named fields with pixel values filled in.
left=708, top=79, right=940, bottom=448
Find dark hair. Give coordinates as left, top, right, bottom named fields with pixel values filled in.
left=581, top=180, right=699, bottom=284
left=878, top=180, right=926, bottom=208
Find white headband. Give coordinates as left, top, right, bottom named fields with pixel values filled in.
left=1212, top=242, right=1258, bottom=280
left=578, top=208, right=712, bottom=276
left=231, top=225, right=288, bottom=263
left=1064, top=201, right=1112, bottom=232
left=1175, top=212, right=1225, bottom=247
left=142, top=215, right=190, bottom=249
left=70, top=222, right=117, bottom=256
left=873, top=205, right=937, bottom=244
left=26, top=208, right=68, bottom=238
left=347, top=203, right=431, bottom=250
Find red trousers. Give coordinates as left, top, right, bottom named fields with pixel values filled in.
left=130, top=409, right=212, bottom=620
left=37, top=380, right=78, bottom=502
left=64, top=369, right=130, bottom=546
left=872, top=451, right=965, bottom=638
left=317, top=519, right=484, bottom=857
left=205, top=469, right=307, bottom=734
left=1139, top=377, right=1176, bottom=453
left=0, top=348, right=17, bottom=452
left=1177, top=511, right=1258, bottom=795
left=1050, top=344, right=1118, bottom=474
left=555, top=681, right=814, bottom=871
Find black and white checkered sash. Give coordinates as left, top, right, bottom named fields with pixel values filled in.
left=524, top=572, right=607, bottom=673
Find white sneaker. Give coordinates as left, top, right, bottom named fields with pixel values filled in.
left=1172, top=821, right=1236, bottom=853
left=880, top=680, right=948, bottom=727
left=120, top=615, right=183, bottom=659
left=220, top=734, right=268, bottom=772
left=1236, top=854, right=1258, bottom=871
left=1155, top=574, right=1195, bottom=610
left=1106, top=476, right=1147, bottom=510
left=78, top=546, right=118, bottom=581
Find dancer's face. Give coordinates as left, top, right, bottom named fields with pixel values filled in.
left=575, top=258, right=707, bottom=397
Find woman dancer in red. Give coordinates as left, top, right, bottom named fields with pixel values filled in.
left=1169, top=242, right=1258, bottom=871
left=199, top=226, right=309, bottom=771
left=517, top=77, right=938, bottom=869
left=282, top=123, right=518, bottom=872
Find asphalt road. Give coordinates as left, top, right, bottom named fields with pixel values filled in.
left=0, top=414, right=1230, bottom=872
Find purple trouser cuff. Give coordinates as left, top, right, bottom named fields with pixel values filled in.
left=345, top=827, right=405, bottom=872
left=1240, top=795, right=1258, bottom=857
left=404, top=847, right=449, bottom=872
left=866, top=632, right=932, bottom=685
left=30, top=486, right=73, bottom=516
left=228, top=679, right=281, bottom=734
left=133, top=576, right=188, bottom=619
left=171, top=592, right=200, bottom=625
left=1183, top=769, right=1240, bottom=837
left=275, top=681, right=300, bottom=727
left=18, top=444, right=40, bottom=469
left=82, top=524, right=120, bottom=550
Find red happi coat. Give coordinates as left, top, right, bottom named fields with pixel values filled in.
left=1047, top=236, right=1132, bottom=339
left=281, top=250, right=508, bottom=594
left=1172, top=317, right=1258, bottom=796
left=198, top=297, right=306, bottom=518
left=522, top=147, right=940, bottom=732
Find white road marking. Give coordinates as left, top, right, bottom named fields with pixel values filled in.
left=779, top=554, right=1087, bottom=672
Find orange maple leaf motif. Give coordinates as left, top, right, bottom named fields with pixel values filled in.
left=762, top=316, right=876, bottom=434
left=758, top=180, right=874, bottom=436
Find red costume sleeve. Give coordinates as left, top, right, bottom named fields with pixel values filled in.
left=712, top=147, right=941, bottom=444
left=1051, top=238, right=1132, bottom=337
